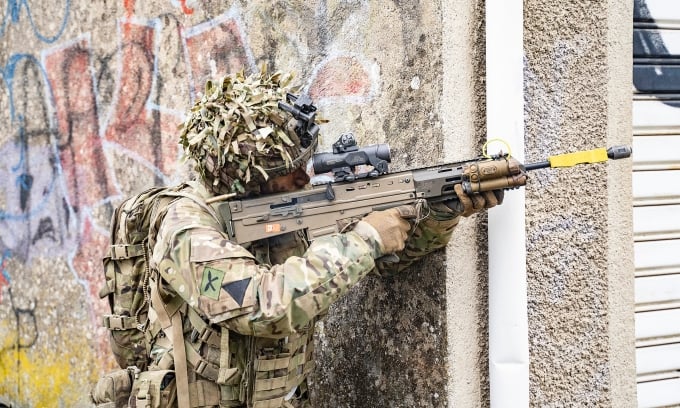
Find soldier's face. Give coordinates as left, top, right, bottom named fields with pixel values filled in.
left=261, top=167, right=310, bottom=194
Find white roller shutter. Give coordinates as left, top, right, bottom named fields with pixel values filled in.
left=633, top=1, right=680, bottom=407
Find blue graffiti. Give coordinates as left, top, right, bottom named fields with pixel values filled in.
left=0, top=249, right=11, bottom=283
left=0, top=54, right=58, bottom=221
left=2, top=54, right=51, bottom=120
left=0, top=0, right=70, bottom=43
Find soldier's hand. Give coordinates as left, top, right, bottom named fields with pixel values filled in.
left=361, top=206, right=415, bottom=254
left=446, top=184, right=504, bottom=217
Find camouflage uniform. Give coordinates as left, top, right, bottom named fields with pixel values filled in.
left=145, top=181, right=460, bottom=407
left=118, top=68, right=466, bottom=407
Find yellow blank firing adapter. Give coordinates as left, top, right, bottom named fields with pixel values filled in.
left=525, top=145, right=632, bottom=170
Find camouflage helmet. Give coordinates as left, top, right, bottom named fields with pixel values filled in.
left=179, top=68, right=320, bottom=197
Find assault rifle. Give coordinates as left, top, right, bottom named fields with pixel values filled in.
left=210, top=133, right=631, bottom=245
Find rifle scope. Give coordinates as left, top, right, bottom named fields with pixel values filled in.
left=312, top=133, right=391, bottom=180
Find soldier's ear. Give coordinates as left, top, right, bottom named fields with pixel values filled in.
left=261, top=168, right=309, bottom=194
left=292, top=167, right=310, bottom=188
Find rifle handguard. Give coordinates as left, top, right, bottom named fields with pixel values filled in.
left=462, top=157, right=528, bottom=194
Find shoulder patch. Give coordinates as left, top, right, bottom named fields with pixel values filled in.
left=222, top=278, right=251, bottom=306
left=200, top=267, right=225, bottom=300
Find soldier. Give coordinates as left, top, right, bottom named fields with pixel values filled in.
left=133, top=69, right=502, bottom=407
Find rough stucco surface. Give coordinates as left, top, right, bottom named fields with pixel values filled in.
left=311, top=3, right=450, bottom=406
left=524, top=1, right=612, bottom=404
left=606, top=1, right=637, bottom=406
left=441, top=1, right=490, bottom=407
left=524, top=0, right=635, bottom=406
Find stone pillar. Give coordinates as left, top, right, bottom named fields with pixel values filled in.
left=523, top=0, right=636, bottom=405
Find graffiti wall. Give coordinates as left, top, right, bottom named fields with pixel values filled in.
left=0, top=1, right=446, bottom=406
left=0, top=0, right=637, bottom=406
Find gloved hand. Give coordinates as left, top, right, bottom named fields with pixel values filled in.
left=445, top=184, right=504, bottom=217
left=360, top=206, right=415, bottom=254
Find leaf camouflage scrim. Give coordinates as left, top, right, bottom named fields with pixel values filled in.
left=179, top=68, right=307, bottom=196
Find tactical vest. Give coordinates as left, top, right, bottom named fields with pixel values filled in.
left=144, top=215, right=317, bottom=408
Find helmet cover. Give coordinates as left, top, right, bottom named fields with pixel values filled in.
left=179, top=68, right=317, bottom=196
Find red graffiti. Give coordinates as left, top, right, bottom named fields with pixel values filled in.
left=179, top=0, right=194, bottom=15
left=309, top=56, right=371, bottom=100
left=184, top=17, right=250, bottom=96
left=0, top=263, right=8, bottom=303
left=124, top=0, right=135, bottom=18
left=72, top=216, right=109, bottom=319
left=104, top=20, right=181, bottom=175
left=44, top=39, right=118, bottom=209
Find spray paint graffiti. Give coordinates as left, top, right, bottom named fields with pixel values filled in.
left=1, top=288, right=37, bottom=354
left=0, top=0, right=71, bottom=43
left=0, top=280, right=97, bottom=407
left=0, top=289, right=37, bottom=401
left=0, top=53, right=74, bottom=268
left=0, top=250, right=11, bottom=303
left=1, top=2, right=378, bottom=405
left=0, top=250, right=89, bottom=408
left=125, top=0, right=195, bottom=19
left=172, top=0, right=194, bottom=15
left=183, top=10, right=256, bottom=100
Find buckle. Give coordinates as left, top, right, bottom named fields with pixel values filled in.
left=190, top=326, right=217, bottom=344
left=136, top=379, right=151, bottom=408
left=195, top=360, right=208, bottom=376
left=191, top=328, right=200, bottom=343
left=200, top=327, right=213, bottom=343
left=127, top=365, right=141, bottom=379
left=104, top=315, right=124, bottom=330
left=137, top=318, right=148, bottom=332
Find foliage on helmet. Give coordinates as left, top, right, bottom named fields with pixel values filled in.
left=179, top=68, right=305, bottom=196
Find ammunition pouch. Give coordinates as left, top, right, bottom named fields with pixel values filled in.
left=129, top=370, right=177, bottom=408
left=251, top=329, right=316, bottom=407
left=90, top=366, right=138, bottom=408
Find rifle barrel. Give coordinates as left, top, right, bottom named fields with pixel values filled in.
left=524, top=146, right=631, bottom=170
left=525, top=161, right=550, bottom=171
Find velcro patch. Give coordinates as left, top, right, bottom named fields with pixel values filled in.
left=222, top=278, right=252, bottom=307
left=200, top=267, right=225, bottom=300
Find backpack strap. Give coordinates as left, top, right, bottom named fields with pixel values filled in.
left=172, top=311, right=191, bottom=408
left=146, top=183, right=240, bottom=408
left=146, top=185, right=227, bottom=408
left=150, top=276, right=190, bottom=408
left=158, top=189, right=226, bottom=231
left=107, top=243, right=145, bottom=260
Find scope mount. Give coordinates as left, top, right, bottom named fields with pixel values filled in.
left=323, top=133, right=390, bottom=182
left=277, top=93, right=320, bottom=148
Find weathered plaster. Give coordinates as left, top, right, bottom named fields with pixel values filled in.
left=0, top=0, right=636, bottom=407
left=524, top=0, right=635, bottom=405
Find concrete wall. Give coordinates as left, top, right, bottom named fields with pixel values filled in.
left=523, top=0, right=636, bottom=406
left=0, top=0, right=635, bottom=407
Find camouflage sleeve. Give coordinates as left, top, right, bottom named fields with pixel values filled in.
left=374, top=201, right=460, bottom=275
left=150, top=197, right=383, bottom=339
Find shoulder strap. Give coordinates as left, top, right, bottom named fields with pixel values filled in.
left=147, top=185, right=225, bottom=408
left=150, top=277, right=190, bottom=408
left=158, top=189, right=226, bottom=230
left=171, top=311, right=190, bottom=408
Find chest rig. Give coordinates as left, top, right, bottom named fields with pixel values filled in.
left=147, top=229, right=317, bottom=408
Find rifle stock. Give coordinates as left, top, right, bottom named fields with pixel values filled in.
left=214, top=144, right=631, bottom=245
